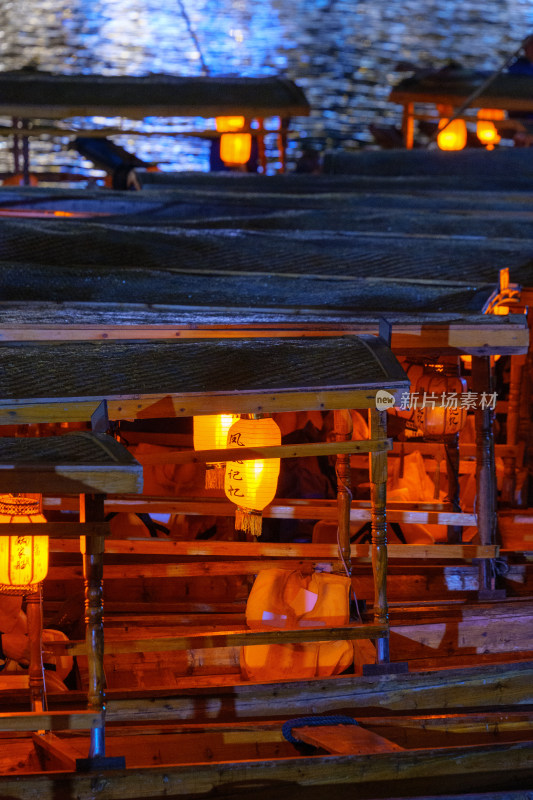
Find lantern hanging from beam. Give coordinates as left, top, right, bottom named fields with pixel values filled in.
left=224, top=417, right=281, bottom=538
left=216, top=116, right=252, bottom=166
left=476, top=108, right=504, bottom=149
left=397, top=362, right=468, bottom=438
left=0, top=494, right=48, bottom=594
left=193, top=414, right=239, bottom=488
left=437, top=118, right=467, bottom=151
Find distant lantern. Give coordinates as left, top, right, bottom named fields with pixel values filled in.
left=224, top=417, right=281, bottom=537
left=437, top=118, right=467, bottom=151
left=216, top=117, right=246, bottom=133
left=193, top=414, right=239, bottom=489
left=476, top=108, right=504, bottom=149
left=0, top=494, right=48, bottom=594
left=216, top=116, right=252, bottom=166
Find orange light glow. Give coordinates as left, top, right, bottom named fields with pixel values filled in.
left=224, top=417, right=281, bottom=537
left=0, top=494, right=48, bottom=593
left=437, top=118, right=467, bottom=151
left=215, top=116, right=246, bottom=133
left=219, top=133, right=252, bottom=165
left=477, top=109, right=504, bottom=148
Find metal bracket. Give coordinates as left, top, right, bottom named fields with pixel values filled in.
left=76, top=755, right=126, bottom=772
left=91, top=400, right=109, bottom=433
left=363, top=661, right=409, bottom=676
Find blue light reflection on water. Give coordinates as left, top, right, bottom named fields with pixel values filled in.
left=1, top=0, right=533, bottom=177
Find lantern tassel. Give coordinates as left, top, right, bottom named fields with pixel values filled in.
left=235, top=508, right=263, bottom=538
left=205, top=463, right=225, bottom=490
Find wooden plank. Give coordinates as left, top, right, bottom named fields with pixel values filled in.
left=44, top=495, right=478, bottom=527
left=0, top=386, right=408, bottom=423
left=0, top=321, right=527, bottom=354
left=31, top=732, right=85, bottom=771
left=0, top=711, right=99, bottom=732
left=46, top=539, right=497, bottom=560
left=101, top=661, right=533, bottom=722
left=45, top=547, right=498, bottom=581
left=134, top=438, right=392, bottom=465
left=0, top=467, right=142, bottom=495
left=0, top=740, right=530, bottom=799
left=46, top=623, right=390, bottom=656
left=295, top=723, right=404, bottom=754
left=0, top=522, right=108, bottom=538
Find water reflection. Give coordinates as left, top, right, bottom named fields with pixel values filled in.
left=0, top=0, right=532, bottom=177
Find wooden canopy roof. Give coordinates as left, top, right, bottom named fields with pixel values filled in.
left=0, top=335, right=408, bottom=424
left=0, top=302, right=527, bottom=357
left=0, top=432, right=142, bottom=494
left=389, top=69, right=533, bottom=111
left=0, top=71, right=310, bottom=120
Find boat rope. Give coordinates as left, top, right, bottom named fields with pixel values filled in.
left=282, top=715, right=358, bottom=745
left=176, top=0, right=210, bottom=76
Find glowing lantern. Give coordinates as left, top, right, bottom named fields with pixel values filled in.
left=437, top=118, right=467, bottom=151
left=397, top=363, right=468, bottom=438
left=216, top=116, right=252, bottom=166
left=216, top=117, right=246, bottom=133
left=219, top=133, right=252, bottom=165
left=477, top=109, right=504, bottom=149
left=193, top=414, right=239, bottom=488
left=0, top=494, right=48, bottom=593
left=224, top=417, right=281, bottom=537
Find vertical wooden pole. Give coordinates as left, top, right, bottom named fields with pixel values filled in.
left=256, top=119, right=267, bottom=174
left=278, top=117, right=289, bottom=173
left=369, top=408, right=389, bottom=663
left=80, top=493, right=106, bottom=760
left=12, top=117, right=20, bottom=174
left=21, top=120, right=30, bottom=187
left=334, top=410, right=353, bottom=577
left=502, top=354, right=524, bottom=505
left=444, top=433, right=462, bottom=543
left=403, top=102, right=415, bottom=149
left=26, top=588, right=44, bottom=713
left=472, top=356, right=498, bottom=594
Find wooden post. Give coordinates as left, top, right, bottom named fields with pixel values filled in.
left=444, top=433, right=462, bottom=544
left=21, top=119, right=30, bottom=187
left=471, top=357, right=500, bottom=597
left=278, top=117, right=290, bottom=173
left=334, top=410, right=353, bottom=576
left=369, top=408, right=389, bottom=663
left=26, top=588, right=44, bottom=713
left=80, top=493, right=106, bottom=760
left=403, top=102, right=415, bottom=149
left=501, top=354, right=524, bottom=505
left=256, top=119, right=267, bottom=174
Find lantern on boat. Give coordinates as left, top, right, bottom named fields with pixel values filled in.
left=216, top=116, right=252, bottom=166
left=397, top=363, right=468, bottom=438
left=0, top=494, right=48, bottom=593
left=193, top=414, right=239, bottom=489
left=224, top=416, right=281, bottom=537
left=476, top=108, right=504, bottom=149
left=437, top=118, right=467, bottom=151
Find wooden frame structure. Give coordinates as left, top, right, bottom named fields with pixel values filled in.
left=0, top=163, right=531, bottom=794
left=0, top=71, right=310, bottom=179
left=388, top=69, right=533, bottom=148
left=0, top=432, right=142, bottom=768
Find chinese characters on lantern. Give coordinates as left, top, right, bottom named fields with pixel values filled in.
left=399, top=391, right=497, bottom=411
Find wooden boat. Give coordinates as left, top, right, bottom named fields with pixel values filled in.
left=0, top=154, right=530, bottom=798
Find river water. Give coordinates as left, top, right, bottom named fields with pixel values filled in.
left=0, top=0, right=532, bottom=176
